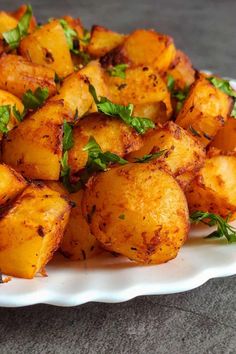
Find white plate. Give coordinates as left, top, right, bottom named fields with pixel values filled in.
left=0, top=77, right=236, bottom=308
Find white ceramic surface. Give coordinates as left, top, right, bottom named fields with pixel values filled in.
left=0, top=77, right=236, bottom=308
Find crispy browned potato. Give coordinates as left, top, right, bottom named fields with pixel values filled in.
left=68, top=112, right=143, bottom=175
left=0, top=89, right=24, bottom=140
left=46, top=181, right=101, bottom=261
left=105, top=66, right=172, bottom=123
left=82, top=163, right=189, bottom=264
left=2, top=101, right=64, bottom=180
left=210, top=117, right=236, bottom=152
left=87, top=25, right=125, bottom=58
left=0, top=164, right=27, bottom=206
left=101, top=29, right=176, bottom=73
left=0, top=183, right=71, bottom=278
left=0, top=11, right=18, bottom=35
left=176, top=75, right=233, bottom=146
left=127, top=121, right=206, bottom=180
left=0, top=54, right=57, bottom=98
left=186, top=149, right=236, bottom=219
left=167, top=50, right=195, bottom=91
left=20, top=20, right=74, bottom=78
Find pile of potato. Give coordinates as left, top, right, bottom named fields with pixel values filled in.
left=0, top=5, right=235, bottom=279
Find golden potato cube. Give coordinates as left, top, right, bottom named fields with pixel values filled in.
left=68, top=112, right=143, bottom=175
left=127, top=121, right=205, bottom=179
left=0, top=12, right=18, bottom=36
left=176, top=75, right=233, bottom=146
left=46, top=181, right=101, bottom=261
left=20, top=20, right=74, bottom=78
left=2, top=101, right=64, bottom=180
left=210, top=117, right=236, bottom=152
left=0, top=183, right=71, bottom=278
left=87, top=25, right=125, bottom=58
left=167, top=50, right=195, bottom=91
left=186, top=150, right=236, bottom=219
left=105, top=66, right=172, bottom=123
left=101, top=29, right=176, bottom=73
left=0, top=164, right=27, bottom=206
left=83, top=163, right=189, bottom=264
left=0, top=54, right=57, bottom=99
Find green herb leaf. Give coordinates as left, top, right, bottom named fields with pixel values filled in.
left=134, top=150, right=167, bottom=163
left=83, top=136, right=128, bottom=172
left=89, top=84, right=155, bottom=134
left=62, top=120, right=74, bottom=151
left=119, top=214, right=125, bottom=220
left=167, top=74, right=175, bottom=92
left=0, top=105, right=10, bottom=133
left=59, top=19, right=77, bottom=51
left=79, top=29, right=91, bottom=44
left=107, top=64, right=129, bottom=79
left=3, top=5, right=32, bottom=49
left=54, top=73, right=62, bottom=84
left=190, top=211, right=236, bottom=243
left=22, top=87, right=49, bottom=110
left=231, top=101, right=236, bottom=118
left=13, top=105, right=24, bottom=122
left=207, top=77, right=236, bottom=97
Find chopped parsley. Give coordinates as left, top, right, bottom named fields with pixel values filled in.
left=119, top=214, right=125, bottom=220
left=0, top=105, right=10, bottom=133
left=107, top=64, right=129, bottom=79
left=62, top=121, right=74, bottom=151
left=89, top=84, right=155, bottom=134
left=166, top=74, right=189, bottom=113
left=3, top=5, right=32, bottom=49
left=22, top=87, right=49, bottom=110
left=167, top=74, right=175, bottom=92
left=190, top=211, right=236, bottom=243
left=134, top=150, right=167, bottom=163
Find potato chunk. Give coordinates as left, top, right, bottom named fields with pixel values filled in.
left=186, top=150, right=236, bottom=219
left=20, top=20, right=74, bottom=78
left=210, top=117, right=236, bottom=152
left=127, top=121, right=205, bottom=181
left=105, top=66, right=172, bottom=123
left=176, top=75, right=233, bottom=146
left=0, top=164, right=27, bottom=206
left=0, top=12, right=18, bottom=35
left=0, top=54, right=57, bottom=98
left=101, top=29, right=176, bottom=73
left=46, top=182, right=101, bottom=261
left=68, top=112, right=143, bottom=175
left=87, top=25, right=125, bottom=58
left=2, top=101, right=64, bottom=180
left=0, top=183, right=71, bottom=278
left=83, top=163, right=189, bottom=264
left=167, top=50, right=195, bottom=91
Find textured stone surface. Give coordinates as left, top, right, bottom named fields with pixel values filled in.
left=1, top=1, right=236, bottom=353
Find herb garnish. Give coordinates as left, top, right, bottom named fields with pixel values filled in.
left=166, top=74, right=189, bottom=112
left=190, top=211, right=236, bottom=243
left=167, top=74, right=175, bottom=92
left=3, top=5, right=32, bottom=49
left=89, top=85, right=155, bottom=134
left=60, top=121, right=75, bottom=191
left=83, top=136, right=128, bottom=172
left=79, top=29, right=91, bottom=45
left=22, top=87, right=49, bottom=111
left=134, top=150, right=167, bottom=163
left=107, top=64, right=129, bottom=79
left=0, top=105, right=10, bottom=133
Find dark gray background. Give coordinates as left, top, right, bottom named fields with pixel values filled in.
left=1, top=1, right=236, bottom=353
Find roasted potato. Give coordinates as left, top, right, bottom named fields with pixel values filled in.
left=2, top=101, right=64, bottom=180
left=0, top=164, right=27, bottom=206
left=210, top=117, right=236, bottom=152
left=83, top=163, right=189, bottom=264
left=0, top=54, right=57, bottom=98
left=68, top=112, right=143, bottom=175
left=0, top=183, right=71, bottom=278
left=20, top=20, right=74, bottom=78
left=46, top=181, right=101, bottom=261
left=167, top=50, right=195, bottom=91
left=87, top=25, right=125, bottom=58
left=0, top=89, right=24, bottom=140
left=105, top=66, right=172, bottom=123
left=176, top=75, right=233, bottom=146
left=127, top=121, right=206, bottom=180
left=101, top=29, right=176, bottom=73
left=186, top=149, right=236, bottom=219
left=0, top=11, right=18, bottom=35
